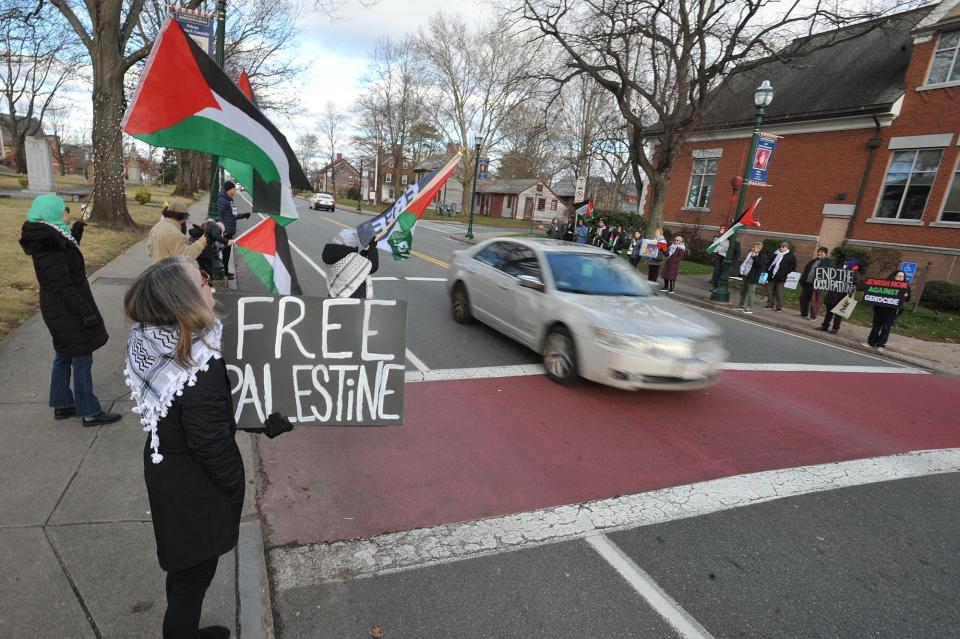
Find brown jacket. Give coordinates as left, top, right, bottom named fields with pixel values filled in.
left=147, top=217, right=205, bottom=261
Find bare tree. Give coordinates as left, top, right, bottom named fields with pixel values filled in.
left=555, top=74, right=604, bottom=183
left=417, top=14, right=544, bottom=213
left=520, top=0, right=912, bottom=235
left=317, top=101, right=348, bottom=193
left=497, top=100, right=562, bottom=180
left=42, top=101, right=73, bottom=176
left=0, top=1, right=79, bottom=174
left=354, top=37, right=428, bottom=203
left=296, top=132, right=319, bottom=175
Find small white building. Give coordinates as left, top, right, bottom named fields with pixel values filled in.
left=475, top=179, right=568, bottom=221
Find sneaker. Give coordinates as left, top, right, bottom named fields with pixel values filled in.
left=875, top=346, right=885, bottom=352
left=659, top=288, right=669, bottom=292
left=668, top=290, right=676, bottom=294
left=861, top=342, right=873, bottom=348
left=815, top=326, right=828, bottom=332
left=744, top=309, right=754, bottom=314
left=82, top=411, right=122, bottom=427
left=54, top=407, right=76, bottom=420
left=775, top=308, right=782, bottom=312
left=736, top=307, right=746, bottom=312
left=829, top=328, right=839, bottom=334
left=799, top=314, right=808, bottom=319
left=225, top=272, right=236, bottom=281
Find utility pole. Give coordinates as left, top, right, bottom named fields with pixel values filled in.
left=205, top=0, right=227, bottom=279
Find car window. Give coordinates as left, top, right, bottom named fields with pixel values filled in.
left=473, top=242, right=512, bottom=270
left=503, top=247, right=543, bottom=280
left=545, top=252, right=653, bottom=296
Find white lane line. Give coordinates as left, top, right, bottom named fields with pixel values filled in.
left=269, top=448, right=960, bottom=590
left=255, top=213, right=433, bottom=373
left=680, top=302, right=906, bottom=367
left=371, top=276, right=399, bottom=281
left=586, top=534, right=715, bottom=639
left=402, top=362, right=922, bottom=383
left=404, top=276, right=448, bottom=282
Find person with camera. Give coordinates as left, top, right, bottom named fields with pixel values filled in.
left=217, top=181, right=251, bottom=280
left=148, top=202, right=207, bottom=262
left=124, top=256, right=293, bottom=639
left=190, top=219, right=231, bottom=279
left=19, top=194, right=121, bottom=426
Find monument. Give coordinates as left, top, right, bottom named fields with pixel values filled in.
left=25, top=136, right=55, bottom=193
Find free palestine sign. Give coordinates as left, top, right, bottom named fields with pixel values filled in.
left=217, top=293, right=407, bottom=428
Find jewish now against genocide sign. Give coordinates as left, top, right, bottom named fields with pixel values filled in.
left=217, top=293, right=407, bottom=428
left=814, top=267, right=855, bottom=293
left=863, top=278, right=909, bottom=309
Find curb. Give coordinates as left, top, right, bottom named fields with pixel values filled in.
left=670, top=290, right=950, bottom=376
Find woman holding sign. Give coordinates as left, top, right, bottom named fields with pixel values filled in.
left=865, top=270, right=911, bottom=352
left=124, top=256, right=292, bottom=639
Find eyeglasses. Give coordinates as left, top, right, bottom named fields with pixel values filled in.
left=199, top=269, right=212, bottom=288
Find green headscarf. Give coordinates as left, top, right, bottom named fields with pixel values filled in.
left=26, top=194, right=70, bottom=235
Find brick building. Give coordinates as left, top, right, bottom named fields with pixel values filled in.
left=650, top=1, right=960, bottom=283
left=315, top=153, right=360, bottom=198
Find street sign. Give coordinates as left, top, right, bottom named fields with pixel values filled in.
left=900, top=261, right=917, bottom=283
left=169, top=7, right=215, bottom=57
left=747, top=133, right=778, bottom=186
left=575, top=176, right=587, bottom=202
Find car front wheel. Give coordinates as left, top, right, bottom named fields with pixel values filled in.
left=543, top=326, right=579, bottom=385
left=451, top=283, right=473, bottom=324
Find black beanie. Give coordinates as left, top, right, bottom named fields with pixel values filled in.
left=223, top=180, right=236, bottom=192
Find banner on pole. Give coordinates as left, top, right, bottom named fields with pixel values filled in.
left=747, top=133, right=779, bottom=186
left=169, top=6, right=215, bottom=57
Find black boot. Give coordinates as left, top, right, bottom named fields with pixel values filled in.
left=198, top=626, right=230, bottom=639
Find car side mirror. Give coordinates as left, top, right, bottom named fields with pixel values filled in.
left=517, top=274, right=545, bottom=292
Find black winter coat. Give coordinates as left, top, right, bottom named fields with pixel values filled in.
left=321, top=243, right=380, bottom=298
left=767, top=251, right=797, bottom=283
left=740, top=252, right=769, bottom=284
left=19, top=222, right=108, bottom=357
left=144, top=358, right=244, bottom=572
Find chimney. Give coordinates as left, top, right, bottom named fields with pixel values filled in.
left=336, top=152, right=342, bottom=161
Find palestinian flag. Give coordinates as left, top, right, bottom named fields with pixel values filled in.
left=122, top=17, right=309, bottom=220
left=707, top=198, right=762, bottom=254
left=237, top=69, right=256, bottom=104
left=357, top=152, right=463, bottom=260
left=233, top=216, right=302, bottom=295
left=574, top=199, right=594, bottom=222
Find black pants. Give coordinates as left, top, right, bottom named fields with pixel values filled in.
left=163, top=556, right=219, bottom=638
left=868, top=308, right=898, bottom=347
left=662, top=279, right=676, bottom=291
left=647, top=263, right=661, bottom=282
left=221, top=243, right=233, bottom=274
left=821, top=309, right=843, bottom=331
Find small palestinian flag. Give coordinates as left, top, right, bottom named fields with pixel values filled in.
left=357, top=152, right=463, bottom=260
left=237, top=69, right=256, bottom=104
left=574, top=199, right=594, bottom=222
left=233, top=216, right=302, bottom=295
left=122, top=17, right=309, bottom=220
left=707, top=198, right=762, bottom=254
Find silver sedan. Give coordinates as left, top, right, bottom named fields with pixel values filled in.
left=447, top=238, right=727, bottom=390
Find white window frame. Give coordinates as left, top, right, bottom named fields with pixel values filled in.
left=935, top=155, right=960, bottom=225
left=384, top=172, right=392, bottom=184
left=872, top=148, right=944, bottom=222
left=401, top=174, right=408, bottom=185
left=684, top=157, right=718, bottom=210
left=926, top=29, right=960, bottom=86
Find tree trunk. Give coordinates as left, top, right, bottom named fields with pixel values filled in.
left=646, top=170, right=671, bottom=236
left=461, top=151, right=476, bottom=216
left=174, top=150, right=205, bottom=197
left=12, top=133, right=26, bottom=174
left=89, top=57, right=135, bottom=229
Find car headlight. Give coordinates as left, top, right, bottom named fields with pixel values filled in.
left=591, top=327, right=694, bottom=358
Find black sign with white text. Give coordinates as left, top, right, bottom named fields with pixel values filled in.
left=216, top=293, right=407, bottom=428
left=814, top=267, right=855, bottom=293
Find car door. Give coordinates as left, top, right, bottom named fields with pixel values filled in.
left=467, top=242, right=513, bottom=327
left=498, top=246, right=548, bottom=347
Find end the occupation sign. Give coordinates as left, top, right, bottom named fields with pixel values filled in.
left=216, top=293, right=407, bottom=428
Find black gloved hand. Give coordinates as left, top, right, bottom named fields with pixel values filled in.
left=237, top=212, right=252, bottom=220
left=263, top=412, right=294, bottom=438
left=188, top=224, right=204, bottom=240
left=71, top=220, right=86, bottom=243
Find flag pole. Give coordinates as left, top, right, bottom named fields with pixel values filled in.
left=205, top=0, right=227, bottom=279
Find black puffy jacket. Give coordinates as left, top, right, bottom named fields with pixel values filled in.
left=143, top=358, right=244, bottom=572
left=19, top=222, right=108, bottom=357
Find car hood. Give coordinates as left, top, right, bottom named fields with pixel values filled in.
left=564, top=293, right=721, bottom=339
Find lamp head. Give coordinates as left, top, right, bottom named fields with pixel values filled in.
left=475, top=135, right=484, bottom=148
left=754, top=80, right=774, bottom=108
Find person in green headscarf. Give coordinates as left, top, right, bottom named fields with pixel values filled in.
left=19, top=194, right=121, bottom=426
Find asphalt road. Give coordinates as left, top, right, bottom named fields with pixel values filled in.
left=226, top=196, right=959, bottom=639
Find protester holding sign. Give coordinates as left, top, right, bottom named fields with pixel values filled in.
left=737, top=241, right=768, bottom=313
left=818, top=258, right=860, bottom=334
left=864, top=271, right=912, bottom=352
left=764, top=241, right=796, bottom=312
left=660, top=235, right=685, bottom=294
left=799, top=246, right=831, bottom=320
left=123, top=256, right=292, bottom=639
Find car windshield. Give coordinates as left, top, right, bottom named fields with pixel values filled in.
left=545, top=252, right=653, bottom=297
left=319, top=193, right=333, bottom=198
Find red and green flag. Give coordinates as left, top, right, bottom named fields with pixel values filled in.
left=232, top=216, right=301, bottom=294
left=122, top=17, right=309, bottom=220
left=707, top=198, right=762, bottom=254
left=574, top=199, right=594, bottom=222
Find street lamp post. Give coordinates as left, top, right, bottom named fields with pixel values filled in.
left=710, top=80, right=774, bottom=303
left=465, top=135, right=484, bottom=240
left=206, top=0, right=227, bottom=280
left=357, top=158, right=363, bottom=212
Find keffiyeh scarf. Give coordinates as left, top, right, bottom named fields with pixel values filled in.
left=326, top=252, right=372, bottom=298
left=124, top=321, right=223, bottom=464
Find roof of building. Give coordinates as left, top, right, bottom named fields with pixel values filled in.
left=477, top=178, right=541, bottom=194
left=551, top=178, right=576, bottom=198
left=688, top=6, right=932, bottom=132
left=1, top=115, right=45, bottom=141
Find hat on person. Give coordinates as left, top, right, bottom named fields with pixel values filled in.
left=222, top=180, right=236, bottom=192
left=162, top=201, right=190, bottom=219
left=818, top=245, right=829, bottom=254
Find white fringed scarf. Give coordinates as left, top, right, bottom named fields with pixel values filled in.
left=124, top=321, right=223, bottom=464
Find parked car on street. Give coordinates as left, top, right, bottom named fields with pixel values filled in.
left=310, top=192, right=336, bottom=211
left=447, top=238, right=727, bottom=390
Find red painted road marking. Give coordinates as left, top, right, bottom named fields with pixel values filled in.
left=257, top=371, right=960, bottom=546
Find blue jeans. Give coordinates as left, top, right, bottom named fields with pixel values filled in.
left=49, top=352, right=101, bottom=417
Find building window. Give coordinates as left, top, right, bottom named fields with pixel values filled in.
left=928, top=29, right=960, bottom=85
left=385, top=173, right=392, bottom=184
left=401, top=174, right=408, bottom=185
left=876, top=149, right=943, bottom=220
left=537, top=198, right=546, bottom=211
left=550, top=199, right=557, bottom=210
left=685, top=158, right=718, bottom=209
left=940, top=160, right=960, bottom=223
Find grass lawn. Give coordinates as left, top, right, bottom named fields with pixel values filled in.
left=678, top=260, right=714, bottom=276
left=1, top=173, right=191, bottom=342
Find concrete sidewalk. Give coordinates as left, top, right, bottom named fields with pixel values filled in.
left=0, top=204, right=273, bottom=638
left=448, top=232, right=960, bottom=377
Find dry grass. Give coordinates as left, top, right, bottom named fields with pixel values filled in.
left=1, top=174, right=194, bottom=341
